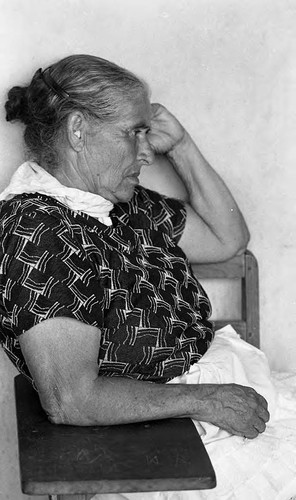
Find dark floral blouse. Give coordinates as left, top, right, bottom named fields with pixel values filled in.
left=0, top=186, right=213, bottom=384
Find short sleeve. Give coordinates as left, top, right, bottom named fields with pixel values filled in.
left=0, top=210, right=104, bottom=338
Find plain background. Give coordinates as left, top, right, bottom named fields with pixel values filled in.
left=0, top=1, right=296, bottom=498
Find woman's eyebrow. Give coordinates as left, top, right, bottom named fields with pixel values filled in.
left=132, top=121, right=150, bottom=130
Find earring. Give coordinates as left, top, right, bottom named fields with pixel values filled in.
left=74, top=130, right=81, bottom=138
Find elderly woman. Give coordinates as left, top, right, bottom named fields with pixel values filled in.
left=0, top=54, right=269, bottom=439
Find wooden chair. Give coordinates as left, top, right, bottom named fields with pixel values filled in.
left=192, top=249, right=260, bottom=348
left=14, top=250, right=259, bottom=500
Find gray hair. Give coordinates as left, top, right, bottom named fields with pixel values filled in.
left=5, top=54, right=148, bottom=169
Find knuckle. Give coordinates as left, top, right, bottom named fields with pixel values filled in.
left=258, top=407, right=270, bottom=422
left=245, top=386, right=257, bottom=396
left=245, top=429, right=258, bottom=439
left=257, top=420, right=266, bottom=433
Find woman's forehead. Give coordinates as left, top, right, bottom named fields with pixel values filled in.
left=117, top=94, right=151, bottom=127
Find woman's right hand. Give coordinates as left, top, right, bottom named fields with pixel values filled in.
left=194, top=383, right=270, bottom=439
left=148, top=103, right=187, bottom=155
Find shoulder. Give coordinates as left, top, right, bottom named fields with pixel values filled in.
left=0, top=195, right=104, bottom=338
left=1, top=193, right=70, bottom=226
left=0, top=194, right=85, bottom=255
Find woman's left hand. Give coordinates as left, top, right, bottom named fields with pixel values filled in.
left=148, top=103, right=186, bottom=155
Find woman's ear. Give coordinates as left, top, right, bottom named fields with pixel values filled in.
left=67, top=112, right=86, bottom=151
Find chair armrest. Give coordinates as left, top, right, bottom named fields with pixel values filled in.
left=14, top=374, right=216, bottom=496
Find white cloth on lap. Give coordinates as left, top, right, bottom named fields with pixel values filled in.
left=167, top=325, right=277, bottom=443
left=92, top=326, right=296, bottom=500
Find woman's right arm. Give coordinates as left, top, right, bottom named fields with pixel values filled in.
left=19, top=316, right=269, bottom=438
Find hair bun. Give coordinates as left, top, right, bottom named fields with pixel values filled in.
left=5, top=86, right=30, bottom=124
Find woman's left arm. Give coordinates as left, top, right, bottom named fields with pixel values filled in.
left=148, top=104, right=250, bottom=263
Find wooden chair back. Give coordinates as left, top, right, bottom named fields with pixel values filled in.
left=192, top=250, right=260, bottom=348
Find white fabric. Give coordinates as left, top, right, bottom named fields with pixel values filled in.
left=0, top=161, right=114, bottom=225
left=167, top=325, right=277, bottom=444
left=92, top=326, right=296, bottom=500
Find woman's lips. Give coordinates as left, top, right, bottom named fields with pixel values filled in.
left=127, top=173, right=140, bottom=183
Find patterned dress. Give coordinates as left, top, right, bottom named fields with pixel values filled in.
left=0, top=186, right=214, bottom=384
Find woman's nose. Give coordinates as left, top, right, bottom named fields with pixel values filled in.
left=137, top=136, right=155, bottom=165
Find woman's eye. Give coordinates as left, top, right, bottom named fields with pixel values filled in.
left=129, top=129, right=140, bottom=137
left=130, top=127, right=150, bottom=138
left=136, top=127, right=150, bottom=135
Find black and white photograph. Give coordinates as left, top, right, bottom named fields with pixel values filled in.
left=0, top=1, right=296, bottom=499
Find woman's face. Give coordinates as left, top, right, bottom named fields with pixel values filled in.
left=83, top=92, right=154, bottom=203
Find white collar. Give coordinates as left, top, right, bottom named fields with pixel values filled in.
left=0, top=161, right=114, bottom=226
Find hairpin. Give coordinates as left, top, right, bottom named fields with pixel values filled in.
left=37, top=67, right=70, bottom=99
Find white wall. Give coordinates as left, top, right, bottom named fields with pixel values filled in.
left=1, top=1, right=296, bottom=498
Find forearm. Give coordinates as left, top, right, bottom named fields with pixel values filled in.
left=50, top=374, right=216, bottom=426
left=167, top=132, right=250, bottom=252
left=46, top=375, right=270, bottom=439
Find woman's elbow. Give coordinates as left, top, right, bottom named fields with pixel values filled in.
left=227, top=220, right=250, bottom=258
left=236, top=225, right=251, bottom=255
left=49, top=400, right=97, bottom=426
left=39, top=387, right=93, bottom=426
left=38, top=392, right=71, bottom=425
left=220, top=228, right=250, bottom=261
left=47, top=407, right=69, bottom=425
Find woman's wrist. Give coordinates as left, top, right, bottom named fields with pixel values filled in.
left=166, top=130, right=194, bottom=158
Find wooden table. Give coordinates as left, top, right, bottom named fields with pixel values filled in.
left=15, top=374, right=216, bottom=499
